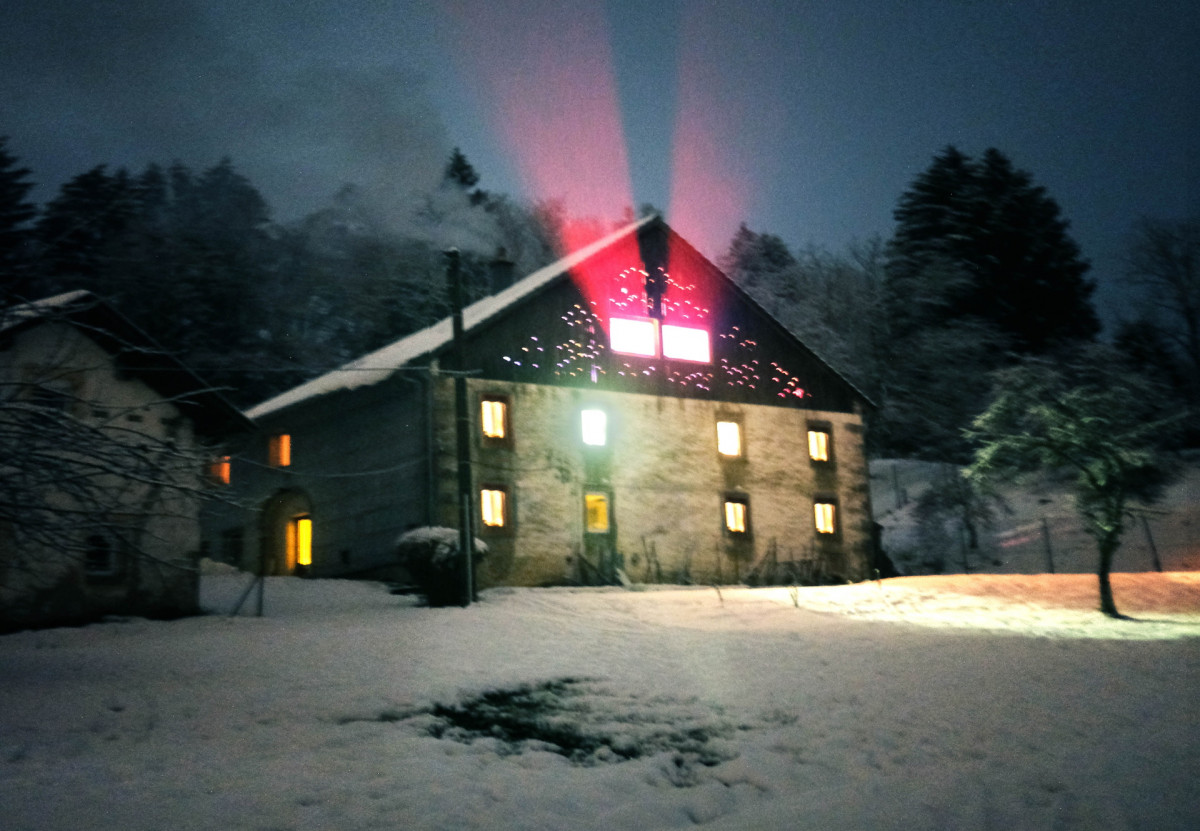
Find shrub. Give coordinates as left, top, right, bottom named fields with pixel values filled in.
left=394, top=527, right=487, bottom=606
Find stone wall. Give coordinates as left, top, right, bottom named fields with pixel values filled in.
left=434, top=377, right=872, bottom=587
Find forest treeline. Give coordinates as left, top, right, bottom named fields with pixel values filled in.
left=2, top=138, right=1196, bottom=458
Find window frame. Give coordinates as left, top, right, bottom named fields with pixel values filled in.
left=584, top=490, right=612, bottom=535
left=807, top=423, right=834, bottom=464
left=813, top=497, right=839, bottom=536
left=268, top=434, right=292, bottom=467
left=722, top=494, right=751, bottom=536
left=83, top=532, right=124, bottom=581
left=480, top=394, right=511, bottom=445
left=580, top=408, right=608, bottom=447
left=479, top=485, right=511, bottom=531
left=716, top=418, right=743, bottom=458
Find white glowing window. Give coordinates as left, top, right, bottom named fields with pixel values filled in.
left=724, top=499, right=748, bottom=534
left=661, top=325, right=711, bottom=363
left=581, top=409, right=607, bottom=446
left=716, top=421, right=742, bottom=457
left=808, top=429, right=830, bottom=462
left=481, top=398, right=507, bottom=440
left=814, top=501, right=837, bottom=535
left=481, top=488, right=507, bottom=527
left=609, top=317, right=658, bottom=357
left=585, top=492, right=610, bottom=533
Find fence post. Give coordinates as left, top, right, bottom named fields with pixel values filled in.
left=1041, top=518, right=1056, bottom=574
left=1141, top=515, right=1163, bottom=573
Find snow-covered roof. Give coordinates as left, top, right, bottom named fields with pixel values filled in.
left=0, top=289, right=95, bottom=333
left=247, top=215, right=657, bottom=420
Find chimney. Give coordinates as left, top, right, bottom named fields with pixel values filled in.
left=638, top=222, right=669, bottom=319
left=488, top=247, right=516, bottom=293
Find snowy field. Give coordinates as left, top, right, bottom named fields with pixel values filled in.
left=1, top=573, right=1198, bottom=831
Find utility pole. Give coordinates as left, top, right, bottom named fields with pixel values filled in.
left=446, top=248, right=474, bottom=606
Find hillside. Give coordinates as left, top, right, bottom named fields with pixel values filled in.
left=870, top=457, right=1200, bottom=576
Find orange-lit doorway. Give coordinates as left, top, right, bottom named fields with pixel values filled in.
left=286, top=515, right=313, bottom=572
left=259, top=490, right=314, bottom=575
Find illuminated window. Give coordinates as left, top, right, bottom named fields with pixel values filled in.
left=814, top=501, right=837, bottom=535
left=716, top=420, right=742, bottom=457
left=808, top=427, right=831, bottom=462
left=581, top=408, right=607, bottom=446
left=585, top=492, right=610, bottom=533
left=609, top=317, right=711, bottom=364
left=481, top=396, right=509, bottom=441
left=268, top=434, right=291, bottom=467
left=724, top=497, right=749, bottom=534
left=286, top=515, right=312, bottom=569
left=609, top=317, right=658, bottom=357
left=481, top=487, right=508, bottom=528
left=661, top=324, right=711, bottom=363
left=208, top=456, right=231, bottom=485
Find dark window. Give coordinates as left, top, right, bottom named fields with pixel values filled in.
left=84, top=534, right=118, bottom=577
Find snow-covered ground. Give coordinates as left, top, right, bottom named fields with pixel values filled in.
left=2, top=571, right=1198, bottom=830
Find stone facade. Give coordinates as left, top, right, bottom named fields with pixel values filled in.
left=434, top=378, right=872, bottom=587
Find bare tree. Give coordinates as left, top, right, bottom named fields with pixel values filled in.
left=0, top=293, right=249, bottom=630
left=1125, top=217, right=1200, bottom=395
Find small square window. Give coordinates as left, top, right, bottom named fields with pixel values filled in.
left=814, top=500, right=837, bottom=535
left=481, top=487, right=508, bottom=528
left=724, top=497, right=749, bottom=534
left=268, top=434, right=291, bottom=467
left=581, top=409, right=607, bottom=446
left=481, top=397, right=509, bottom=441
left=208, top=455, right=231, bottom=485
left=84, top=533, right=118, bottom=577
left=716, top=420, right=742, bottom=457
left=808, top=428, right=831, bottom=462
left=585, top=492, right=610, bottom=533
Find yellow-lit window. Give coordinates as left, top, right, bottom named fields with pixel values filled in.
left=808, top=429, right=830, bottom=462
left=268, top=434, right=291, bottom=467
left=581, top=409, right=607, bottom=446
left=585, top=492, right=610, bottom=533
left=481, top=398, right=507, bottom=440
left=481, top=488, right=507, bottom=528
left=716, top=421, right=742, bottom=457
left=724, top=499, right=748, bottom=534
left=287, top=515, right=312, bottom=568
left=814, top=501, right=837, bottom=535
left=208, top=455, right=231, bottom=485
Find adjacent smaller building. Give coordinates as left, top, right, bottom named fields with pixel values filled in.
left=0, top=290, right=251, bottom=631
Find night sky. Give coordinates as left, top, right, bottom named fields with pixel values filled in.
left=3, top=0, right=1197, bottom=327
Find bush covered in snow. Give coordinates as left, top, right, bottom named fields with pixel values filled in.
left=395, top=527, right=488, bottom=606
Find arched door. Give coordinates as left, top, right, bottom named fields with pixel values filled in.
left=259, top=490, right=314, bottom=575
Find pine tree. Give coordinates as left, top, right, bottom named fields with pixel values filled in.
left=0, top=137, right=37, bottom=300
left=886, top=146, right=1098, bottom=352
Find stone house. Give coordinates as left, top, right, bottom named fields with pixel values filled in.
left=206, top=216, right=875, bottom=586
left=0, top=290, right=251, bottom=630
